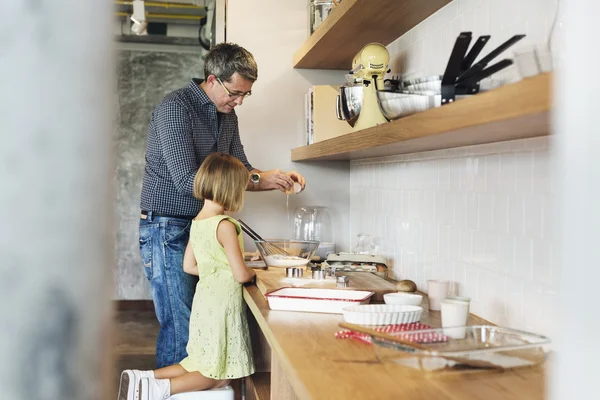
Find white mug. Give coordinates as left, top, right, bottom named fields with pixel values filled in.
left=440, top=299, right=470, bottom=339
left=427, top=280, right=449, bottom=311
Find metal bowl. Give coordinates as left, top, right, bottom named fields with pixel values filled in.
left=376, top=90, right=441, bottom=120
left=255, top=239, right=320, bottom=268
left=340, top=85, right=363, bottom=127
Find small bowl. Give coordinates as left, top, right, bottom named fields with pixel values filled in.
left=383, top=292, right=423, bottom=306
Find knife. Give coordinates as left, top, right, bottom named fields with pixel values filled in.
left=458, top=34, right=526, bottom=82
left=460, top=35, right=491, bottom=73
left=441, top=32, right=472, bottom=103
left=456, top=58, right=513, bottom=87
left=442, top=31, right=472, bottom=86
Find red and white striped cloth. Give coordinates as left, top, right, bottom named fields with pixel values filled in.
left=335, top=323, right=448, bottom=345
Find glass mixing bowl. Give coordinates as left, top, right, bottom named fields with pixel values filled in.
left=255, top=239, right=320, bottom=268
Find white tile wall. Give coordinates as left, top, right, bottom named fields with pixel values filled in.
left=351, top=138, right=558, bottom=337
left=349, top=0, right=559, bottom=339
left=388, top=0, right=559, bottom=83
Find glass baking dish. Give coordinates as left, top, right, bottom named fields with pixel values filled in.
left=370, top=325, right=551, bottom=372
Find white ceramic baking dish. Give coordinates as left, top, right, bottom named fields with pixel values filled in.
left=265, top=287, right=374, bottom=314
left=342, top=304, right=423, bottom=325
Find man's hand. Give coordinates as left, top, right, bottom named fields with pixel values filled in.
left=257, top=169, right=295, bottom=192
left=249, top=169, right=307, bottom=193
left=286, top=171, right=306, bottom=193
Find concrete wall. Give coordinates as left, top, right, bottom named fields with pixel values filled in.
left=114, top=50, right=203, bottom=299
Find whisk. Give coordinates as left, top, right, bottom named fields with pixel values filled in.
left=237, top=219, right=290, bottom=256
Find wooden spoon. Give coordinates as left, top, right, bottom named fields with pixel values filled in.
left=339, top=322, right=505, bottom=371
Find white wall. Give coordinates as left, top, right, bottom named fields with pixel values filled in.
left=226, top=0, right=351, bottom=253
left=551, top=0, right=600, bottom=398
left=388, top=0, right=558, bottom=83
left=351, top=0, right=560, bottom=338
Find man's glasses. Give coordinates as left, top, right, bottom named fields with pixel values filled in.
left=216, top=77, right=252, bottom=99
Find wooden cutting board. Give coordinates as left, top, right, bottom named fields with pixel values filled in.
left=254, top=268, right=398, bottom=302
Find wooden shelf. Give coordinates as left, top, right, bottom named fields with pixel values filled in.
left=291, top=73, right=552, bottom=161
left=293, top=0, right=452, bottom=69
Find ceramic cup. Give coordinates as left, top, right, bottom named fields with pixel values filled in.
left=440, top=299, right=470, bottom=339
left=427, top=280, right=449, bottom=311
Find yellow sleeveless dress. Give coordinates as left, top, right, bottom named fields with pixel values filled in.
left=179, top=215, right=255, bottom=379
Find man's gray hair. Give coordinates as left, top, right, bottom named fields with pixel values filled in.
left=204, top=43, right=258, bottom=83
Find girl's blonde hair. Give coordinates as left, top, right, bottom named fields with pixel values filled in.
left=193, top=153, right=249, bottom=212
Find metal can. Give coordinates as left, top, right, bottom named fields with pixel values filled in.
left=312, top=270, right=325, bottom=280
left=292, top=268, right=304, bottom=278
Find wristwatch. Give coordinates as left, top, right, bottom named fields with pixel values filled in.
left=250, top=172, right=260, bottom=187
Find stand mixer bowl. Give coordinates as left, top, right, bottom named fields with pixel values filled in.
left=339, top=85, right=363, bottom=127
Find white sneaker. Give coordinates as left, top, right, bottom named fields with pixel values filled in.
left=118, top=370, right=154, bottom=400
left=138, top=377, right=171, bottom=400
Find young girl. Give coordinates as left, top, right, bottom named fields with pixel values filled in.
left=119, top=152, right=256, bottom=400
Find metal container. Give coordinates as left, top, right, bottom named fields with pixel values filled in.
left=376, top=90, right=441, bottom=120
left=312, top=269, right=325, bottom=280
left=339, top=85, right=362, bottom=127
left=292, top=268, right=304, bottom=278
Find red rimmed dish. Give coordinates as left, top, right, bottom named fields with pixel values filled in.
left=265, top=287, right=374, bottom=314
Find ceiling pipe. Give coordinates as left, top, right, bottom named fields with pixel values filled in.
left=115, top=1, right=204, bottom=10
left=115, top=11, right=205, bottom=20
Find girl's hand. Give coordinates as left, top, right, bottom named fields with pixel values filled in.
left=183, top=240, right=199, bottom=276
left=219, top=220, right=258, bottom=283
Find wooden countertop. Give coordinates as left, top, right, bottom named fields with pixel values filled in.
left=243, top=285, right=546, bottom=400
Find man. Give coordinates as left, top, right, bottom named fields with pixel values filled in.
left=139, top=43, right=305, bottom=368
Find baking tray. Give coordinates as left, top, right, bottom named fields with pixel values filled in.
left=370, top=325, right=550, bottom=371
left=265, top=287, right=374, bottom=314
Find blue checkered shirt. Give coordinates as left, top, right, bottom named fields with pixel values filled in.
left=140, top=78, right=254, bottom=216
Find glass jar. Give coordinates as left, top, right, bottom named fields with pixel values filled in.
left=292, top=206, right=335, bottom=260
left=354, top=233, right=374, bottom=254
left=309, top=0, right=334, bottom=35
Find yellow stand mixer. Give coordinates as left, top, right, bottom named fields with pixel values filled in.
left=338, top=43, right=390, bottom=131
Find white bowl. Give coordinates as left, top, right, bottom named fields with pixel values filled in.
left=383, top=292, right=423, bottom=306
left=342, top=304, right=423, bottom=325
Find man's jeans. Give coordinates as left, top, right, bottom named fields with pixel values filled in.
left=139, top=213, right=198, bottom=368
